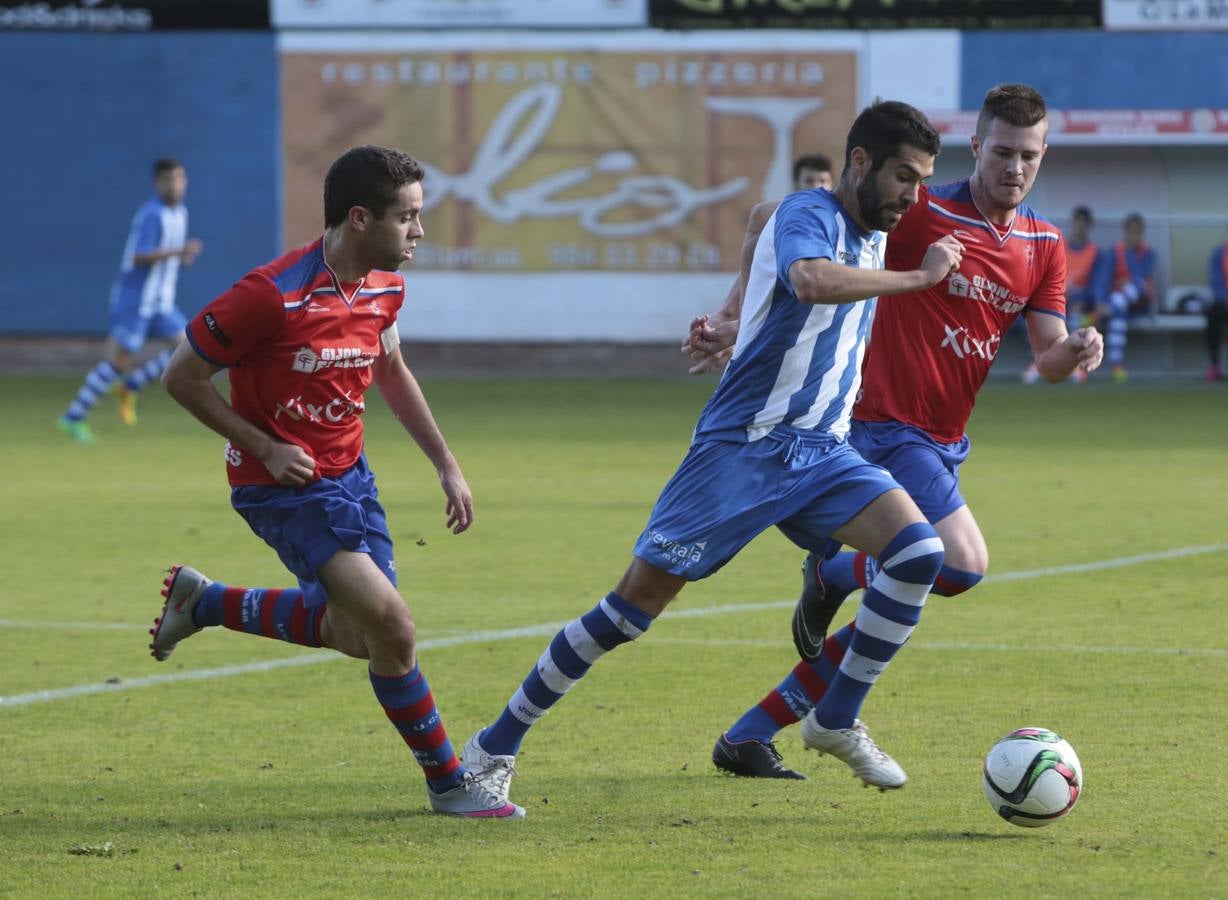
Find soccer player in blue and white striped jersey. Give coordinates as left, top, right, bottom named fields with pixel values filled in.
left=461, top=101, right=967, bottom=810
left=58, top=159, right=202, bottom=443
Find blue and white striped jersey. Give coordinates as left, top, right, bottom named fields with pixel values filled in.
left=693, top=189, right=884, bottom=443
left=111, top=197, right=188, bottom=316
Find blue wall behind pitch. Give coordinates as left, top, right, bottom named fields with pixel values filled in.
left=961, top=32, right=1228, bottom=108
left=0, top=32, right=280, bottom=334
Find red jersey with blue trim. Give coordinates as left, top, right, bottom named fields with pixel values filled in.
left=855, top=181, right=1066, bottom=443
left=185, top=238, right=405, bottom=486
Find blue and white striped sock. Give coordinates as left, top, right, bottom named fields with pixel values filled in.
left=1106, top=291, right=1129, bottom=367
left=64, top=360, right=120, bottom=422
left=123, top=349, right=172, bottom=392
left=813, top=522, right=944, bottom=730
left=480, top=592, right=653, bottom=757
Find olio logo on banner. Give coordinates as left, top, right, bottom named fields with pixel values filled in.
left=281, top=50, right=856, bottom=273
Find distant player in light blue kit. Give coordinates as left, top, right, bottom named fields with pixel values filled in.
left=460, top=101, right=967, bottom=812
left=58, top=158, right=203, bottom=443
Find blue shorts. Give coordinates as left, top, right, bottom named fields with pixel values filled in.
left=848, top=419, right=970, bottom=524
left=230, top=454, right=397, bottom=608
left=109, top=305, right=187, bottom=353
left=632, top=426, right=901, bottom=580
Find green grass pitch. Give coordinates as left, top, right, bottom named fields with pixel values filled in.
left=1, top=374, right=1225, bottom=898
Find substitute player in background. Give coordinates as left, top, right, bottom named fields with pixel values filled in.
left=687, top=85, right=1103, bottom=781
left=460, top=101, right=966, bottom=812
left=1101, top=212, right=1157, bottom=382
left=148, top=146, right=522, bottom=819
left=58, top=159, right=203, bottom=443
left=793, top=153, right=835, bottom=191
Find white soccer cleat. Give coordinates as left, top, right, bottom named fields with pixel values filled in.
left=800, top=712, right=907, bottom=790
left=428, top=772, right=525, bottom=819
left=149, top=565, right=211, bottom=662
left=461, top=730, right=518, bottom=805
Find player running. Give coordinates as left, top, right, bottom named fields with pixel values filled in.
left=686, top=85, right=1104, bottom=783
left=58, top=159, right=203, bottom=443
left=460, top=101, right=966, bottom=812
left=148, top=146, right=523, bottom=819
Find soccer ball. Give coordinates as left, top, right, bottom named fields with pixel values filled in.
left=982, top=727, right=1083, bottom=827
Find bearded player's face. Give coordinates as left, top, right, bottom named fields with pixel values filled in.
left=855, top=145, right=934, bottom=232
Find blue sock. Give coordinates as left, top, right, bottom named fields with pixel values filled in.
left=933, top=564, right=983, bottom=597
left=191, top=581, right=323, bottom=647
left=64, top=360, right=120, bottom=421
left=369, top=666, right=464, bottom=792
left=814, top=523, right=944, bottom=730
left=481, top=592, right=652, bottom=757
left=819, top=550, right=877, bottom=596
left=1106, top=292, right=1129, bottom=366
left=191, top=582, right=227, bottom=626
left=726, top=624, right=855, bottom=743
left=124, top=349, right=172, bottom=392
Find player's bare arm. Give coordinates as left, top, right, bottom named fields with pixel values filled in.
left=372, top=346, right=474, bottom=534
left=161, top=341, right=317, bottom=486
left=684, top=200, right=779, bottom=373
left=789, top=234, right=964, bottom=305
left=1025, top=312, right=1105, bottom=382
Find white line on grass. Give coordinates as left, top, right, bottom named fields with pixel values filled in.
left=2, top=543, right=1225, bottom=709
left=648, top=637, right=1228, bottom=657
left=0, top=619, right=145, bottom=632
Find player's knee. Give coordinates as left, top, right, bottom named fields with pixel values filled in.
left=614, top=558, right=686, bottom=618
left=945, top=540, right=988, bottom=579
left=362, top=601, right=416, bottom=661
left=385, top=608, right=417, bottom=655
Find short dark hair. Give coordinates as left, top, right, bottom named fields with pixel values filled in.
left=1072, top=206, right=1093, bottom=224
left=153, top=158, right=182, bottom=178
left=324, top=145, right=425, bottom=229
left=843, top=100, right=940, bottom=173
left=1124, top=212, right=1145, bottom=229
left=976, top=84, right=1047, bottom=138
left=792, top=153, right=833, bottom=182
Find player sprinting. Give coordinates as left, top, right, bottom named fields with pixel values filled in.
left=58, top=158, right=203, bottom=443
left=460, top=101, right=966, bottom=811
left=686, top=85, right=1104, bottom=782
left=148, top=146, right=523, bottom=819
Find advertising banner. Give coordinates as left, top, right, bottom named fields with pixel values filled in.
left=282, top=47, right=856, bottom=275
left=1103, top=0, right=1228, bottom=29
left=648, top=0, right=1100, bottom=30
left=928, top=108, right=1228, bottom=145
left=0, top=0, right=269, bottom=30
left=272, top=0, right=647, bottom=29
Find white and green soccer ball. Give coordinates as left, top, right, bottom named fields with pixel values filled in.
left=982, top=727, right=1083, bottom=828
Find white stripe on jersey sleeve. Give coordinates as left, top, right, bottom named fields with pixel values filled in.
left=730, top=211, right=779, bottom=362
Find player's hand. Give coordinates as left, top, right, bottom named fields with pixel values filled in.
left=1066, top=326, right=1104, bottom=373
left=439, top=460, right=474, bottom=534
left=919, top=235, right=965, bottom=287
left=681, top=313, right=739, bottom=375
left=260, top=442, right=317, bottom=486
left=181, top=238, right=204, bottom=266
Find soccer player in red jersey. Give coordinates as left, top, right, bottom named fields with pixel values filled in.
left=687, top=85, right=1104, bottom=783
left=147, top=146, right=523, bottom=818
